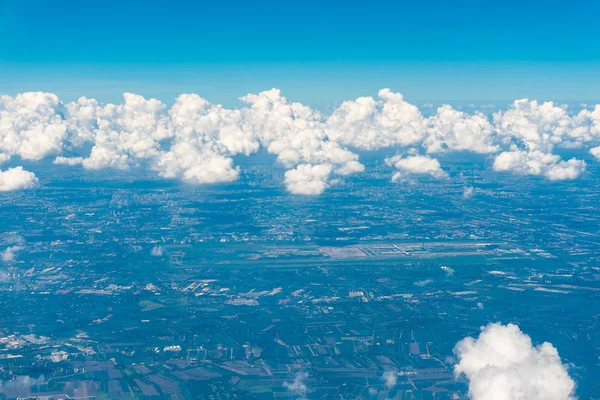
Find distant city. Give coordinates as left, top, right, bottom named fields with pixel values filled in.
left=0, top=156, right=597, bottom=399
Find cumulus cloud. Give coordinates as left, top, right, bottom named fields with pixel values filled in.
left=157, top=143, right=240, bottom=184
left=425, top=105, right=498, bottom=154
left=494, top=99, right=600, bottom=152
left=385, top=154, right=448, bottom=182
left=493, top=150, right=586, bottom=180
left=382, top=370, right=397, bottom=389
left=590, top=146, right=600, bottom=160
left=1, top=90, right=600, bottom=194
left=78, top=93, right=173, bottom=170
left=53, top=156, right=84, bottom=166
left=1, top=245, right=23, bottom=262
left=326, top=88, right=427, bottom=150
left=284, top=163, right=332, bottom=195
left=1, top=234, right=25, bottom=262
left=0, top=93, right=68, bottom=160
left=413, top=279, right=433, bottom=287
left=283, top=372, right=308, bottom=399
left=0, top=167, right=39, bottom=191
left=454, top=323, right=576, bottom=400
left=463, top=186, right=475, bottom=199
left=151, top=246, right=164, bottom=257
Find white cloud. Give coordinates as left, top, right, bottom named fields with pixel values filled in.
left=284, top=163, right=332, bottom=195
left=425, top=105, right=498, bottom=154
left=463, top=186, right=475, bottom=199
left=326, top=89, right=427, bottom=150
left=151, top=246, right=164, bottom=256
left=414, top=279, right=433, bottom=287
left=494, top=100, right=573, bottom=153
left=454, top=323, right=576, bottom=400
left=385, top=154, right=448, bottom=182
left=0, top=167, right=39, bottom=191
left=1, top=245, right=23, bottom=262
left=0, top=92, right=68, bottom=160
left=493, top=150, right=586, bottom=180
left=493, top=99, right=600, bottom=152
left=53, top=156, right=84, bottom=166
left=283, top=372, right=308, bottom=399
left=590, top=146, right=600, bottom=160
left=78, top=93, right=173, bottom=170
left=157, top=142, right=240, bottom=184
left=382, top=370, right=397, bottom=389
left=334, top=160, right=365, bottom=176
left=1, top=90, right=599, bottom=194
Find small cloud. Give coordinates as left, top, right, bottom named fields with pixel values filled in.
left=382, top=370, right=397, bottom=389
left=1, top=234, right=25, bottom=262
left=493, top=150, right=585, bottom=181
left=53, top=156, right=84, bottom=166
left=283, top=372, right=308, bottom=399
left=441, top=265, right=455, bottom=275
left=151, top=246, right=164, bottom=257
left=414, top=279, right=433, bottom=287
left=0, top=167, right=39, bottom=192
left=385, top=154, right=448, bottom=182
left=1, top=246, right=24, bottom=262
left=285, top=164, right=332, bottom=195
left=462, top=186, right=475, bottom=199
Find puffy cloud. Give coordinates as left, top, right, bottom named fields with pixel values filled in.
left=53, top=156, right=84, bottom=166
left=493, top=99, right=600, bottom=152
left=283, top=372, right=308, bottom=399
left=463, top=186, right=475, bottom=199
left=454, top=323, right=576, bottom=400
left=0, top=167, right=39, bottom=191
left=334, top=160, right=365, bottom=176
left=0, top=234, right=24, bottom=262
left=169, top=93, right=258, bottom=157
left=151, top=246, right=164, bottom=257
left=326, top=89, right=427, bottom=150
left=494, top=100, right=573, bottom=153
left=242, top=89, right=363, bottom=176
left=545, top=159, right=587, bottom=181
left=590, top=146, right=600, bottom=160
left=425, top=105, right=498, bottom=154
left=1, top=245, right=23, bottom=262
left=0, top=92, right=68, bottom=160
left=1, top=90, right=600, bottom=194
left=284, top=163, right=332, bottom=195
left=385, top=154, right=448, bottom=182
left=413, top=279, right=433, bottom=287
left=156, top=142, right=239, bottom=184
left=493, top=150, right=586, bottom=180
left=382, top=370, right=397, bottom=389
left=78, top=93, right=173, bottom=170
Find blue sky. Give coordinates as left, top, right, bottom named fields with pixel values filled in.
left=1, top=0, right=599, bottom=106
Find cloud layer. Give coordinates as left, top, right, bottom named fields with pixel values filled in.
left=2, top=90, right=600, bottom=194
left=454, top=323, right=575, bottom=400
